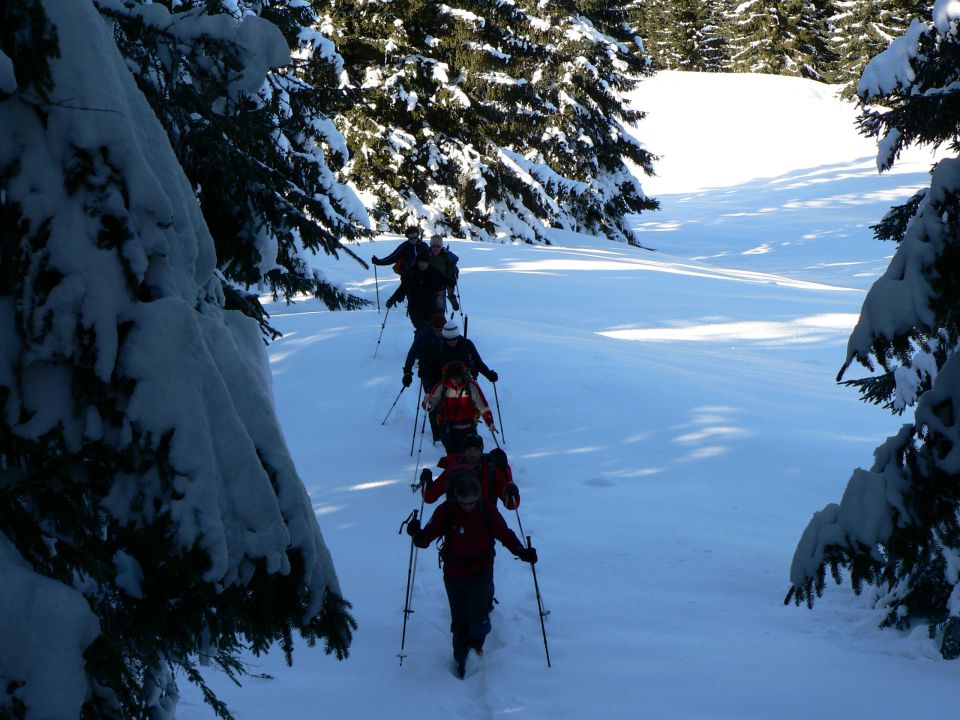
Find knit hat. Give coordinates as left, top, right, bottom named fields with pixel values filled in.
left=416, top=248, right=430, bottom=263
left=450, top=470, right=481, bottom=502
left=443, top=361, right=467, bottom=379
left=430, top=313, right=446, bottom=329
left=463, top=434, right=484, bottom=451
left=442, top=321, right=460, bottom=339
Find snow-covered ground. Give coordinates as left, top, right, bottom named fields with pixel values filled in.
left=180, top=72, right=955, bottom=718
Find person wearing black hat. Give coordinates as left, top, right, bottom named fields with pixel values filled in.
left=386, top=249, right=450, bottom=331
left=406, top=470, right=537, bottom=678
left=371, top=226, right=429, bottom=275
left=402, top=312, right=446, bottom=390
left=420, top=434, right=520, bottom=509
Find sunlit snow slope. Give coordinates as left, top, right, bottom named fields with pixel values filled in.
left=181, top=73, right=954, bottom=719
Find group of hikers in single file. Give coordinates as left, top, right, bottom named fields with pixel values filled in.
left=374, top=226, right=548, bottom=679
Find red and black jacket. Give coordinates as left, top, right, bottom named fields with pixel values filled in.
left=425, top=378, right=493, bottom=429
left=414, top=500, right=524, bottom=580
left=424, top=454, right=520, bottom=509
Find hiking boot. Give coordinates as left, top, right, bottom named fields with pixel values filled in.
left=469, top=639, right=484, bottom=657
left=455, top=657, right=466, bottom=679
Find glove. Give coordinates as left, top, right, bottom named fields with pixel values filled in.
left=485, top=370, right=498, bottom=383
left=386, top=297, right=397, bottom=308
left=450, top=296, right=460, bottom=311
left=517, top=546, right=537, bottom=564
left=503, top=484, right=519, bottom=510
left=419, top=468, right=433, bottom=488
left=372, top=255, right=381, bottom=264
left=402, top=371, right=413, bottom=388
left=406, top=518, right=421, bottom=538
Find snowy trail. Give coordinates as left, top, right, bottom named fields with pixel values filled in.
left=179, top=74, right=958, bottom=719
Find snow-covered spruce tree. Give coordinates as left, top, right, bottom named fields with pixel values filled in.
left=321, top=0, right=657, bottom=243
left=630, top=0, right=727, bottom=72
left=786, top=2, right=960, bottom=658
left=537, top=2, right=659, bottom=243
left=831, top=0, right=928, bottom=97
left=95, top=0, right=371, bottom=337
left=724, top=0, right=836, bottom=80
left=0, top=2, right=354, bottom=717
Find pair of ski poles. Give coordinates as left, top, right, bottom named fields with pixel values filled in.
left=398, top=396, right=430, bottom=665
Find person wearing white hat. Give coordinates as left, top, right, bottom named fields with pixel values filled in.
left=435, top=322, right=498, bottom=384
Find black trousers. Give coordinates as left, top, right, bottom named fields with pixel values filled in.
left=442, top=423, right=477, bottom=455
left=428, top=408, right=442, bottom=443
left=444, top=570, right=494, bottom=663
left=408, top=305, right=431, bottom=332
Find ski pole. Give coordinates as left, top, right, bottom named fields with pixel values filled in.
left=410, top=382, right=423, bottom=457
left=398, top=509, right=419, bottom=665
left=407, top=416, right=429, bottom=607
left=408, top=494, right=426, bottom=619
left=489, top=426, right=502, bottom=449
left=373, top=305, right=391, bottom=359
left=374, top=264, right=381, bottom=315
left=453, top=282, right=464, bottom=323
left=412, top=403, right=428, bottom=472
left=526, top=533, right=551, bottom=668
left=493, top=382, right=505, bottom=445
left=513, top=507, right=551, bottom=668
left=463, top=315, right=469, bottom=339
left=381, top=385, right=406, bottom=426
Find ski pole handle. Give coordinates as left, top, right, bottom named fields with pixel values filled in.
left=398, top=509, right=418, bottom=534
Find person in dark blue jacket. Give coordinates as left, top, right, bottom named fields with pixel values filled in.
left=371, top=226, right=429, bottom=275
left=402, top=313, right=445, bottom=390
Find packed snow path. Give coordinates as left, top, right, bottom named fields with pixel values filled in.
left=182, top=73, right=954, bottom=718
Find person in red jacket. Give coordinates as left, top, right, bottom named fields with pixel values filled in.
left=420, top=434, right=520, bottom=510
left=406, top=470, right=537, bottom=678
left=424, top=361, right=495, bottom=454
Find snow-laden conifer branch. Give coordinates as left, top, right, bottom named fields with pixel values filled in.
left=0, top=2, right=353, bottom=716
left=789, top=0, right=960, bottom=658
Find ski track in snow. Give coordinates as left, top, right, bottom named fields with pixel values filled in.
left=178, top=73, right=959, bottom=719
